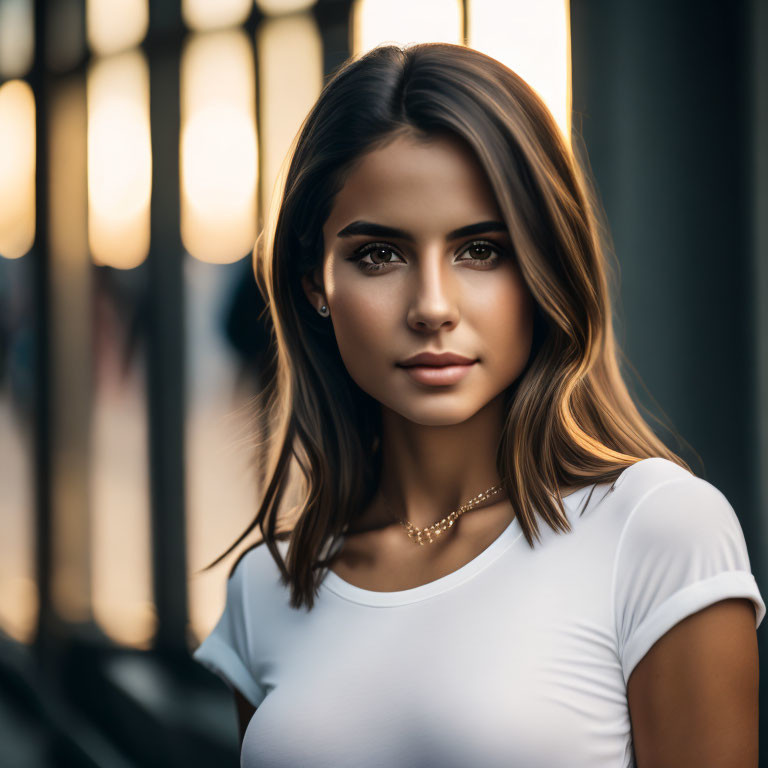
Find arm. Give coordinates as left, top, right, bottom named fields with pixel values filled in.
left=233, top=686, right=258, bottom=748
left=627, top=597, right=759, bottom=768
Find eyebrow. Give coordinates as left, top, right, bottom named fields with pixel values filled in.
left=335, top=219, right=509, bottom=242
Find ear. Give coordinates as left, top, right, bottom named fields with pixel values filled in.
left=301, top=267, right=326, bottom=314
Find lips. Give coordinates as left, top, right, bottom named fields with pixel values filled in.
left=397, top=351, right=477, bottom=367
left=399, top=361, right=476, bottom=386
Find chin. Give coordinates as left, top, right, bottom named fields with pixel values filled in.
left=385, top=399, right=484, bottom=427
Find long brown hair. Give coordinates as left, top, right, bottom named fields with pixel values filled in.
left=198, top=42, right=693, bottom=611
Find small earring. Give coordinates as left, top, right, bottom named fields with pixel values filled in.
left=318, top=304, right=329, bottom=317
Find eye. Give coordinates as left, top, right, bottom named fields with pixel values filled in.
left=349, top=243, right=406, bottom=273
left=456, top=240, right=505, bottom=267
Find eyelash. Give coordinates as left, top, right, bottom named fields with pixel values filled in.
left=349, top=239, right=507, bottom=274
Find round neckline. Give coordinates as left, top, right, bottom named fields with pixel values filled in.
left=320, top=484, right=592, bottom=607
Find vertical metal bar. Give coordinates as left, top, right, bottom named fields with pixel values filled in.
left=31, top=0, right=54, bottom=665
left=315, top=0, right=353, bottom=76
left=145, top=1, right=188, bottom=654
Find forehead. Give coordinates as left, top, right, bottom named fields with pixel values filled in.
left=323, top=133, right=503, bottom=240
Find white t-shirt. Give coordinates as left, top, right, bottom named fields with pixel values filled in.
left=193, top=457, right=765, bottom=767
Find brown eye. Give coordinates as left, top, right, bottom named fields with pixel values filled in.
left=458, top=240, right=503, bottom=267
left=349, top=242, right=406, bottom=273
left=468, top=244, right=492, bottom=260
left=368, top=247, right=396, bottom=264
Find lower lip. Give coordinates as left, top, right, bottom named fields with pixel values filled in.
left=398, top=362, right=477, bottom=386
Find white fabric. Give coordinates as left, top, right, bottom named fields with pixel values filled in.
left=193, top=457, right=765, bottom=767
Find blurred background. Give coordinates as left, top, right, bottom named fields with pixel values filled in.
left=0, top=0, right=766, bottom=765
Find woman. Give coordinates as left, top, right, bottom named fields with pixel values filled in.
left=193, top=42, right=764, bottom=767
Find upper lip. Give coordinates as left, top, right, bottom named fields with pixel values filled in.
left=397, top=351, right=477, bottom=367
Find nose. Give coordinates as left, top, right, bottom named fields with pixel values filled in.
left=405, top=250, right=460, bottom=332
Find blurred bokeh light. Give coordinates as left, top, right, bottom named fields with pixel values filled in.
left=255, top=0, right=316, bottom=16
left=87, top=49, right=152, bottom=269
left=351, top=0, right=463, bottom=54
left=181, top=29, right=258, bottom=264
left=467, top=0, right=571, bottom=138
left=182, top=0, right=252, bottom=31
left=86, top=0, right=148, bottom=56
left=0, top=79, right=35, bottom=260
left=256, top=10, right=323, bottom=225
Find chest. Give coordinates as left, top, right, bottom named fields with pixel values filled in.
left=243, top=575, right=632, bottom=768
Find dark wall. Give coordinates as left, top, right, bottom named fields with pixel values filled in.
left=571, top=0, right=767, bottom=759
left=571, top=0, right=760, bottom=542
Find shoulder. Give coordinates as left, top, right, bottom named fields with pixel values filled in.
left=611, top=457, right=744, bottom=556
left=232, top=536, right=290, bottom=576
left=211, top=538, right=296, bottom=657
left=608, top=458, right=765, bottom=687
left=565, top=457, right=694, bottom=542
left=225, top=538, right=292, bottom=609
left=610, top=456, right=693, bottom=500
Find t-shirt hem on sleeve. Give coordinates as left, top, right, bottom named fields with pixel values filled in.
left=193, top=634, right=267, bottom=709
left=620, top=570, right=766, bottom=686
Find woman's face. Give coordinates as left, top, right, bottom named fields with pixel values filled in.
left=305, top=131, right=535, bottom=427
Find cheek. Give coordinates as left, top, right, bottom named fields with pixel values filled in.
left=473, top=275, right=534, bottom=367
left=326, top=281, right=396, bottom=373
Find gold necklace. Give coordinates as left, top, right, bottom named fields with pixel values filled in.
left=380, top=483, right=505, bottom=545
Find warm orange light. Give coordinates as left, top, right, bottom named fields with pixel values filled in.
left=180, top=30, right=258, bottom=264
left=256, top=11, right=322, bottom=227
left=0, top=80, right=35, bottom=260
left=351, top=0, right=463, bottom=55
left=255, top=0, right=316, bottom=15
left=467, top=0, right=571, bottom=141
left=87, top=49, right=152, bottom=269
left=86, top=0, right=148, bottom=56
left=182, top=0, right=251, bottom=30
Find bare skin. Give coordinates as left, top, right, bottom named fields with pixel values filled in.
left=627, top=597, right=759, bottom=767
left=301, top=131, right=575, bottom=590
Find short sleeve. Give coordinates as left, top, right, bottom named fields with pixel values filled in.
left=193, top=558, right=267, bottom=708
left=612, top=474, right=766, bottom=686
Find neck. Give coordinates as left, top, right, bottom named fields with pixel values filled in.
left=375, top=390, right=507, bottom=530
